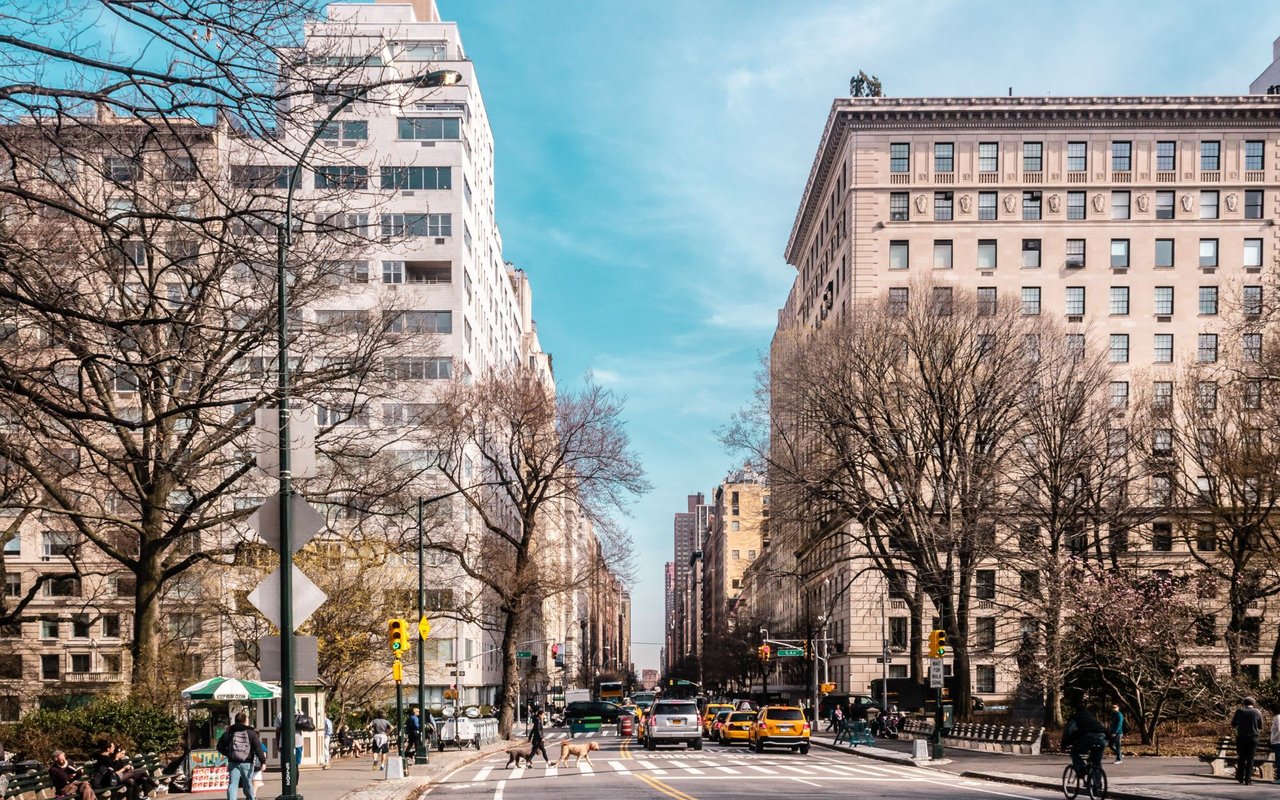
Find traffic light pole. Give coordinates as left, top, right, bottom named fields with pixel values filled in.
left=415, top=498, right=428, bottom=765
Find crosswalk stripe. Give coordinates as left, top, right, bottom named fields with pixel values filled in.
left=544, top=766, right=557, bottom=778
left=510, top=767, right=524, bottom=780
left=715, top=766, right=737, bottom=775
left=609, top=761, right=630, bottom=775
left=746, top=765, right=773, bottom=774
left=473, top=766, right=492, bottom=782
left=579, top=761, right=594, bottom=775
left=681, top=767, right=704, bottom=775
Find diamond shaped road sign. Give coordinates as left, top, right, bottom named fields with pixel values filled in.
left=248, top=565, right=327, bottom=632
left=249, top=492, right=326, bottom=553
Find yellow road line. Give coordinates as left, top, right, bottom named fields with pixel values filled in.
left=635, top=772, right=697, bottom=800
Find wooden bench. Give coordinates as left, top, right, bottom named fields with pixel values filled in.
left=1199, top=736, right=1273, bottom=780
left=832, top=720, right=876, bottom=747
left=2, top=771, right=52, bottom=800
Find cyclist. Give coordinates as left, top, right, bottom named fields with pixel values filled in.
left=1062, top=707, right=1109, bottom=778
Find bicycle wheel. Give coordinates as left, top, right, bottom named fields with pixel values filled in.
left=1061, top=765, right=1081, bottom=799
left=1086, top=766, right=1107, bottom=800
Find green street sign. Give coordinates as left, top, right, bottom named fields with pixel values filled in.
left=776, top=648, right=805, bottom=657
left=516, top=651, right=532, bottom=658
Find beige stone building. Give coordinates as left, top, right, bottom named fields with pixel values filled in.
left=703, top=465, right=769, bottom=642
left=769, top=88, right=1280, bottom=703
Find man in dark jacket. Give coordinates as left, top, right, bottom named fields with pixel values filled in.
left=528, top=706, right=548, bottom=764
left=217, top=711, right=266, bottom=800
left=1231, top=696, right=1264, bottom=785
left=1062, top=708, right=1108, bottom=778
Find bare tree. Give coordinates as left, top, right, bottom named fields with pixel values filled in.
left=420, top=367, right=646, bottom=736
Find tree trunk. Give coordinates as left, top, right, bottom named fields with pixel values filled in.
left=910, top=586, right=924, bottom=680
left=130, top=565, right=162, bottom=695
left=497, top=604, right=520, bottom=739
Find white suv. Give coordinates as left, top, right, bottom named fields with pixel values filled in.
left=643, top=700, right=702, bottom=750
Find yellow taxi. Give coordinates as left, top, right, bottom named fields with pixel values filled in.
left=702, top=703, right=733, bottom=737
left=719, top=711, right=756, bottom=746
left=749, top=705, right=811, bottom=754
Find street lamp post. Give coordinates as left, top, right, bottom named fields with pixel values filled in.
left=273, top=69, right=460, bottom=800
left=416, top=497, right=428, bottom=765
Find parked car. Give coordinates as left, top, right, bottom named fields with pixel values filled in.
left=643, top=699, right=702, bottom=750
left=750, top=705, right=811, bottom=754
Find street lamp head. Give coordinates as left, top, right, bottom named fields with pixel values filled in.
left=415, top=69, right=463, bottom=88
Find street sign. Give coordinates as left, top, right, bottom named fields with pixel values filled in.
left=247, top=565, right=328, bottom=631
left=449, top=670, right=465, bottom=676
left=253, top=407, right=318, bottom=479
left=258, top=635, right=319, bottom=682
left=875, top=656, right=893, bottom=664
left=248, top=492, right=326, bottom=552
left=516, top=651, right=532, bottom=658
left=776, top=648, right=804, bottom=657
left=820, top=683, right=836, bottom=694
left=444, top=661, right=458, bottom=668
left=929, top=658, right=944, bottom=689
left=418, top=617, right=432, bottom=640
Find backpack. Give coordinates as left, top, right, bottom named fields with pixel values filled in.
left=229, top=729, right=253, bottom=762
left=295, top=713, right=316, bottom=732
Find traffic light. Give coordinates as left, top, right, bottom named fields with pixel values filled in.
left=387, top=618, right=410, bottom=653
left=757, top=644, right=772, bottom=662
left=928, top=629, right=947, bottom=658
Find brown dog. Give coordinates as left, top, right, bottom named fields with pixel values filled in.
left=505, top=743, right=534, bottom=768
left=557, top=740, right=599, bottom=766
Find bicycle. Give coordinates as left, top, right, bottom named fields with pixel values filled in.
left=1061, top=745, right=1108, bottom=800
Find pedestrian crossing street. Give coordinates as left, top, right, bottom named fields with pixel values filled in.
left=451, top=743, right=928, bottom=785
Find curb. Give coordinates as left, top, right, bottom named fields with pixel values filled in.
left=959, top=770, right=1215, bottom=800
left=812, top=736, right=929, bottom=767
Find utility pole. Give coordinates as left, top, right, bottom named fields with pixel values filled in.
left=415, top=498, right=428, bottom=766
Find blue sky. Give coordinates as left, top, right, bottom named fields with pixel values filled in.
left=439, top=0, right=1280, bottom=674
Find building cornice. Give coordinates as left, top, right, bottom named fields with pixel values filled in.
left=784, top=95, right=1280, bottom=265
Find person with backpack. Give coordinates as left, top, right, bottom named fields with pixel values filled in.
left=217, top=711, right=265, bottom=800
left=368, top=711, right=392, bottom=771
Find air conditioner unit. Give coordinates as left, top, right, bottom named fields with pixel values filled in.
left=1067, top=315, right=1082, bottom=323
left=434, top=237, right=446, bottom=244
left=340, top=140, right=359, bottom=148
left=403, top=191, right=415, bottom=197
left=421, top=142, right=435, bottom=147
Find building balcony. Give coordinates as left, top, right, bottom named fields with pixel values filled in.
left=64, top=671, right=124, bottom=684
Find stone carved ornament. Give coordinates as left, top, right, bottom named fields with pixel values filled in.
left=1002, top=194, right=1016, bottom=213
left=959, top=194, right=973, bottom=214
left=1047, top=193, right=1061, bottom=213
left=914, top=194, right=928, bottom=214
left=1135, top=193, right=1150, bottom=213
left=1180, top=193, right=1194, bottom=212
left=1091, top=194, right=1105, bottom=213
left=1226, top=193, right=1239, bottom=212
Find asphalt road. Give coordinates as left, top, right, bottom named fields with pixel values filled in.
left=422, top=731, right=1064, bottom=799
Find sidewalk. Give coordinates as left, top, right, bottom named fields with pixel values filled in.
left=258, top=741, right=513, bottom=800
left=811, top=730, right=1275, bottom=800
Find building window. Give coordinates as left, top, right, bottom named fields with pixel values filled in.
left=41, top=654, right=59, bottom=680
left=397, top=117, right=462, bottom=140
left=978, top=191, right=997, bottom=220
left=1065, top=239, right=1085, bottom=268
left=1152, top=429, right=1173, bottom=457
left=1022, top=191, right=1042, bottom=220
left=1110, top=239, right=1129, bottom=268
left=102, top=614, right=121, bottom=638
left=3, top=574, right=17, bottom=597
left=977, top=287, right=997, bottom=316
left=731, top=550, right=740, bottom=560
left=1198, top=286, right=1219, bottom=315
left=40, top=617, right=57, bottom=638
left=1197, top=334, right=1218, bottom=363
left=1155, top=239, right=1174, bottom=268
left=1112, top=191, right=1130, bottom=220
left=381, top=166, right=452, bottom=190
left=976, top=570, right=997, bottom=600
left=1153, top=334, right=1174, bottom=363
left=41, top=531, right=75, bottom=558
left=1021, top=239, right=1041, bottom=269
left=1151, top=474, right=1172, bottom=505
left=1244, top=285, right=1263, bottom=317
left=1110, top=381, right=1129, bottom=409
left=978, top=142, right=999, bottom=172
left=1200, top=190, right=1219, bottom=219
left=1244, top=333, right=1263, bottom=362
left=1022, top=142, right=1043, bottom=172
left=977, top=240, right=997, bottom=270
left=889, top=617, right=909, bottom=650
left=934, top=143, right=954, bottom=173
left=381, top=261, right=403, bottom=284
left=315, top=119, right=368, bottom=142
left=1066, top=191, right=1086, bottom=220
left=889, top=192, right=909, bottom=221
left=933, top=240, right=952, bottom=269
left=1066, top=334, right=1085, bottom=361
left=1109, top=286, right=1129, bottom=316
left=380, top=213, right=451, bottom=238
left=1065, top=287, right=1085, bottom=316
left=72, top=615, right=91, bottom=638
left=890, top=143, right=910, bottom=173
left=1067, top=141, right=1087, bottom=172
left=889, top=241, right=909, bottom=270
left=1152, top=522, right=1173, bottom=551
left=975, top=618, right=996, bottom=651
left=313, top=166, right=368, bottom=190
left=888, top=288, right=909, bottom=316
left=934, top=192, right=953, bottom=221
left=70, top=653, right=91, bottom=674
left=1200, top=140, right=1220, bottom=171
left=1244, top=238, right=1263, bottom=268
left=1245, top=140, right=1265, bottom=171
left=1156, top=141, right=1177, bottom=172
left=1110, top=334, right=1129, bottom=363
left=1197, top=381, right=1218, bottom=411
left=1111, top=141, right=1132, bottom=172
left=1244, top=380, right=1263, bottom=409
left=1245, top=190, right=1263, bottom=219
left=385, top=357, right=454, bottom=380
left=1199, top=239, right=1218, bottom=268
left=1021, top=287, right=1041, bottom=316
left=1153, top=381, right=1173, bottom=409
left=1155, top=191, right=1175, bottom=220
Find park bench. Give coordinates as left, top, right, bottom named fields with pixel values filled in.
left=0, top=753, right=168, bottom=800
left=832, top=720, right=876, bottom=747
left=1199, top=736, right=1273, bottom=781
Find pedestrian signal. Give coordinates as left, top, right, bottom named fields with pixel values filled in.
left=388, top=618, right=410, bottom=653
left=928, top=629, right=947, bottom=658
